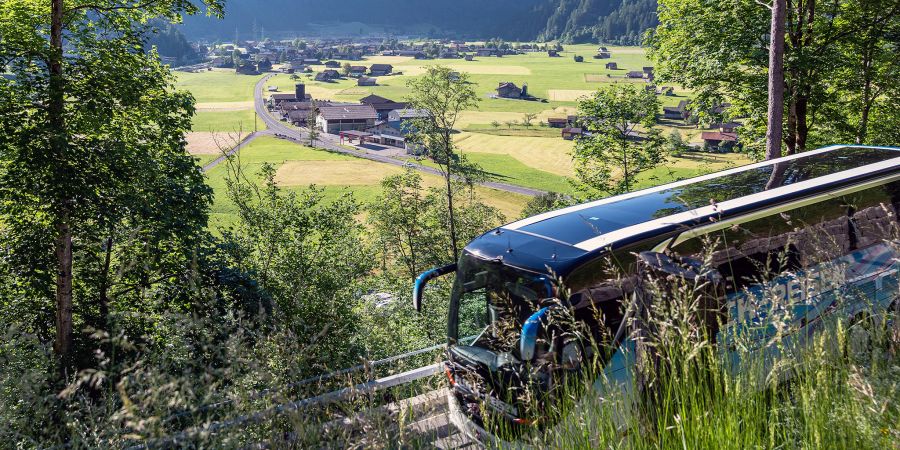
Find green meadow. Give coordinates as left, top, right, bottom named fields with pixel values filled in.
left=204, top=136, right=530, bottom=228
left=178, top=45, right=750, bottom=223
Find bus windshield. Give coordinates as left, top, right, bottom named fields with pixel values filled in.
left=447, top=252, right=554, bottom=352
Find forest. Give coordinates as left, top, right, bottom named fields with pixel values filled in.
left=179, top=0, right=658, bottom=44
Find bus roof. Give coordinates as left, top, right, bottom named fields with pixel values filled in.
left=465, top=145, right=900, bottom=277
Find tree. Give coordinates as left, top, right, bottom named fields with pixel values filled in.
left=573, top=84, right=666, bottom=196
left=522, top=112, right=537, bottom=127
left=307, top=106, right=320, bottom=146
left=341, top=61, right=352, bottom=76
left=766, top=0, right=786, bottom=160
left=369, top=169, right=504, bottom=280
left=405, top=66, right=480, bottom=262
left=505, top=120, right=516, bottom=129
left=648, top=0, right=900, bottom=156
left=491, top=120, right=501, bottom=129
left=0, top=0, right=224, bottom=366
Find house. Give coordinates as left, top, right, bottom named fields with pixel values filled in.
left=658, top=86, right=675, bottom=96
left=324, top=60, right=340, bottom=68
left=387, top=108, right=429, bottom=127
left=567, top=115, right=578, bottom=126
left=364, top=121, right=420, bottom=153
left=449, top=71, right=461, bottom=81
left=267, top=83, right=312, bottom=109
left=476, top=49, right=494, bottom=57
left=398, top=50, right=427, bottom=59
left=357, top=76, right=377, bottom=86
left=359, top=94, right=407, bottom=118
left=369, top=64, right=393, bottom=76
left=663, top=99, right=691, bottom=120
left=283, top=102, right=315, bottom=126
left=548, top=50, right=559, bottom=57
left=574, top=55, right=584, bottom=62
left=701, top=131, right=739, bottom=152
left=716, top=122, right=742, bottom=133
left=605, top=62, right=618, bottom=70
left=594, top=52, right=611, bottom=59
left=496, top=82, right=523, bottom=99
left=316, top=105, right=378, bottom=134
left=464, top=54, right=474, bottom=61
left=303, top=58, right=322, bottom=65
left=599, top=46, right=608, bottom=52
left=642, top=66, right=654, bottom=74
left=235, top=64, right=258, bottom=75
left=349, top=65, right=367, bottom=77
left=626, top=71, right=644, bottom=79
left=547, top=118, right=568, bottom=128
left=561, top=127, right=583, bottom=140
left=315, top=69, right=341, bottom=81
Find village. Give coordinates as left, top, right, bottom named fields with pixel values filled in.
left=177, top=38, right=750, bottom=226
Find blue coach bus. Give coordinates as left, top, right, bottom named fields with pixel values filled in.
left=412, top=145, right=900, bottom=442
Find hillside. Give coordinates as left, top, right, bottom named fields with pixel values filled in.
left=180, top=0, right=656, bottom=44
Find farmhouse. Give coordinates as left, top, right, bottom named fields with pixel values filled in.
left=626, top=71, right=644, bottom=78
left=359, top=94, right=407, bottom=118
left=496, top=82, right=526, bottom=99
left=303, top=58, right=322, bottom=65
left=594, top=52, right=611, bottom=59
left=324, top=60, right=340, bottom=68
left=464, top=54, right=474, bottom=61
left=663, top=99, right=691, bottom=120
left=398, top=50, right=427, bottom=59
left=476, top=49, right=495, bottom=57
left=642, top=66, right=654, bottom=74
left=548, top=50, right=559, bottom=57
left=561, top=127, right=583, bottom=140
left=267, top=83, right=312, bottom=109
left=547, top=118, right=568, bottom=128
left=574, top=55, right=584, bottom=62
left=701, top=131, right=739, bottom=152
left=316, top=104, right=378, bottom=134
left=605, top=62, right=618, bottom=70
left=349, top=65, right=367, bottom=77
left=599, top=46, right=608, bottom=52
left=387, top=108, right=429, bottom=126
left=315, top=69, right=341, bottom=81
left=369, top=64, right=393, bottom=76
left=357, top=76, right=377, bottom=86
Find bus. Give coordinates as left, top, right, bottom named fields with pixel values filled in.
left=412, top=145, right=900, bottom=443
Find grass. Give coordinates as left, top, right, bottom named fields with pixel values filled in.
left=204, top=136, right=529, bottom=228
left=191, top=110, right=262, bottom=133
left=175, top=69, right=263, bottom=103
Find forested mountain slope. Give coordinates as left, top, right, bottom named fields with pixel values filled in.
left=180, top=0, right=657, bottom=44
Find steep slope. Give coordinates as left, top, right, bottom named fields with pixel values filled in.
left=179, top=0, right=657, bottom=44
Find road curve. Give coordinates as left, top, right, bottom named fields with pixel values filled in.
left=251, top=74, right=546, bottom=197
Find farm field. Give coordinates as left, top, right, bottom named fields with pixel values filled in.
left=204, top=136, right=530, bottom=228
left=178, top=44, right=755, bottom=226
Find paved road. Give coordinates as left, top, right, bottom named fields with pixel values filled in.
left=248, top=74, right=545, bottom=197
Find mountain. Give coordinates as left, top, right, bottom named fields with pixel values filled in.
left=536, top=0, right=658, bottom=44
left=179, top=0, right=656, bottom=44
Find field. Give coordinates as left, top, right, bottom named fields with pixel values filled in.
left=178, top=45, right=755, bottom=227
left=204, top=136, right=530, bottom=228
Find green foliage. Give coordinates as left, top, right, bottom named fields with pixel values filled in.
left=519, top=192, right=575, bottom=219
left=572, top=84, right=667, bottom=196
left=219, top=161, right=372, bottom=368
left=648, top=0, right=900, bottom=153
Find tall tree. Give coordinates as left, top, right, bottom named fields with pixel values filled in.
left=649, top=0, right=900, bottom=156
left=766, top=0, right=787, bottom=159
left=0, top=0, right=224, bottom=366
left=572, top=84, right=666, bottom=196
left=405, top=66, right=480, bottom=262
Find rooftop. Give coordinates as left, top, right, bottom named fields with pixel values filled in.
left=318, top=104, right=378, bottom=120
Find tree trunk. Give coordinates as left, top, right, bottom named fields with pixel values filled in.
left=857, top=48, right=873, bottom=144
left=98, top=235, right=113, bottom=324
left=766, top=0, right=787, bottom=160
left=50, top=0, right=74, bottom=363
left=444, top=156, right=459, bottom=263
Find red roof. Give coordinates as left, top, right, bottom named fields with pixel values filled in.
left=701, top=131, right=738, bottom=142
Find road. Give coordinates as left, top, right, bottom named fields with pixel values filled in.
left=232, top=73, right=546, bottom=197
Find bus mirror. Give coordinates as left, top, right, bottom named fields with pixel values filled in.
left=412, top=263, right=457, bottom=312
